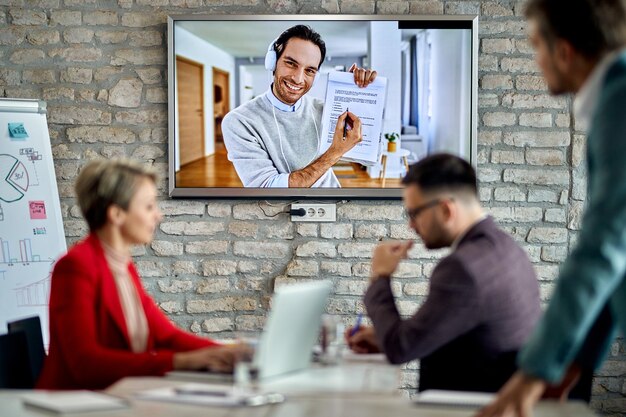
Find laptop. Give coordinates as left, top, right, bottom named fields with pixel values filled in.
left=166, top=280, right=333, bottom=382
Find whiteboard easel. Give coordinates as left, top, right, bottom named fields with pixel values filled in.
left=0, top=98, right=67, bottom=347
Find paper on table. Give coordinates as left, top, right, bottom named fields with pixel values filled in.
left=135, top=383, right=284, bottom=407
left=21, top=391, right=129, bottom=414
left=319, top=72, right=388, bottom=166
left=414, top=390, right=495, bottom=408
left=342, top=351, right=389, bottom=363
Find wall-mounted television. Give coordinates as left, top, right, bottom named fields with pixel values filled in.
left=167, top=15, right=478, bottom=199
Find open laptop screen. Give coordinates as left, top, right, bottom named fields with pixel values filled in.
left=255, top=281, right=332, bottom=379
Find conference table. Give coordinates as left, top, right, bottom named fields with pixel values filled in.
left=0, top=360, right=597, bottom=417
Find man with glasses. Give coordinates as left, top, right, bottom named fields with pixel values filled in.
left=346, top=153, right=542, bottom=393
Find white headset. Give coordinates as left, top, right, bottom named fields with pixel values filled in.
left=265, top=37, right=279, bottom=72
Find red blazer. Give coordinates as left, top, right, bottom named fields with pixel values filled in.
left=37, top=234, right=218, bottom=390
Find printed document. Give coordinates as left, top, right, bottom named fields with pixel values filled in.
left=319, top=71, right=387, bottom=166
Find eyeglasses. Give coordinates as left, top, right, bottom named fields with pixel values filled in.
left=405, top=199, right=443, bottom=220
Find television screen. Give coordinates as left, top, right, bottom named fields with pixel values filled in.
left=168, top=15, right=478, bottom=198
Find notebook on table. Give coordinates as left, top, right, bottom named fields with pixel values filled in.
left=414, top=390, right=495, bottom=408
left=21, top=391, right=128, bottom=414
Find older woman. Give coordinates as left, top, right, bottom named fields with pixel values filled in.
left=38, top=159, right=238, bottom=390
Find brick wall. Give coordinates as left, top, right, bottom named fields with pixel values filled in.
left=1, top=0, right=624, bottom=414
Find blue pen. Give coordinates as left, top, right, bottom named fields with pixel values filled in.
left=349, top=313, right=363, bottom=337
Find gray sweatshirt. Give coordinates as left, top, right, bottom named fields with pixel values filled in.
left=222, top=93, right=340, bottom=188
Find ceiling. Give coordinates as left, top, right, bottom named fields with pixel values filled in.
left=176, top=20, right=370, bottom=59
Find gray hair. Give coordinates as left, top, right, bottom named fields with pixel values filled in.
left=75, top=159, right=157, bottom=232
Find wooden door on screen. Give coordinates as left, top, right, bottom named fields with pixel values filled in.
left=176, top=56, right=204, bottom=166
left=212, top=67, right=230, bottom=146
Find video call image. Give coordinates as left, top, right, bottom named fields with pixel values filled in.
left=172, top=20, right=474, bottom=189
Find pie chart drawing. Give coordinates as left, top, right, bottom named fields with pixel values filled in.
left=0, top=154, right=29, bottom=203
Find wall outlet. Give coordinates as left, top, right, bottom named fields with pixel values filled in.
left=290, top=203, right=337, bottom=222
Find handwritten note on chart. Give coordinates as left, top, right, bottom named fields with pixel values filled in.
left=319, top=71, right=387, bottom=166
left=29, top=201, right=47, bottom=219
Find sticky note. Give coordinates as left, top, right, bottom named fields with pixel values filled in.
left=29, top=201, right=46, bottom=220
left=8, top=122, right=28, bottom=139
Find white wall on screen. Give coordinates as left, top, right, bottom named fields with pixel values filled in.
left=174, top=26, right=236, bottom=171
left=428, top=29, right=471, bottom=156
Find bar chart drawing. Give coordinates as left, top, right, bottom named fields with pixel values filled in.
left=0, top=237, right=49, bottom=265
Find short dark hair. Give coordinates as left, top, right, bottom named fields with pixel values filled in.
left=525, top=0, right=626, bottom=59
left=402, top=153, right=478, bottom=197
left=274, top=25, right=326, bottom=69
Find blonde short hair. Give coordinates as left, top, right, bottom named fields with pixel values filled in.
left=75, top=159, right=157, bottom=232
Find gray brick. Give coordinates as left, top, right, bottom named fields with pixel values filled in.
left=157, top=279, right=192, bottom=293
left=108, top=78, right=143, bottom=108
left=286, top=260, right=319, bottom=276
left=296, top=223, right=318, bottom=237
left=135, top=68, right=162, bottom=84
left=504, top=169, right=569, bottom=186
left=491, top=150, right=524, bottom=165
left=296, top=241, right=337, bottom=257
left=49, top=107, right=112, bottom=125
left=355, top=223, right=387, bottom=239
left=202, top=260, right=237, bottom=276
left=50, top=11, right=81, bottom=26
left=115, top=108, right=167, bottom=124
left=544, top=208, right=566, bottom=223
left=9, top=9, right=47, bottom=25
left=228, top=221, right=258, bottom=238
left=151, top=240, right=183, bottom=256
left=121, top=12, right=165, bottom=27
left=159, top=200, right=205, bottom=216
left=26, top=29, right=59, bottom=45
left=202, top=318, right=233, bottom=333
left=502, top=92, right=567, bottom=109
left=66, top=126, right=134, bottom=143
left=494, top=186, right=526, bottom=202
left=129, top=31, right=162, bottom=47
left=95, top=30, right=128, bottom=44
left=61, top=68, right=92, bottom=84
left=10, top=49, right=45, bottom=64
left=63, top=28, right=94, bottom=43
left=49, top=46, right=102, bottom=62
left=541, top=246, right=568, bottom=262
left=337, top=243, right=376, bottom=258
left=235, top=315, right=266, bottom=331
left=483, top=112, right=516, bottom=127
left=409, top=1, right=443, bottom=14
left=519, top=113, right=552, bottom=128
left=83, top=11, right=118, bottom=26
left=111, top=49, right=165, bottom=65
left=159, top=301, right=183, bottom=314
left=527, top=227, right=568, bottom=244
left=146, top=87, right=167, bottom=103
left=487, top=207, right=543, bottom=223
left=320, top=261, right=352, bottom=277
left=233, top=242, right=290, bottom=258
left=568, top=200, right=584, bottom=230
left=185, top=241, right=228, bottom=255
left=320, top=223, right=353, bottom=239
left=161, top=221, right=224, bottom=236
left=338, top=205, right=403, bottom=221
left=196, top=279, right=232, bottom=294
left=340, top=0, right=375, bottom=13
left=172, top=261, right=199, bottom=276
left=22, top=69, right=55, bottom=84
left=528, top=189, right=559, bottom=203
left=480, top=75, right=513, bottom=90
left=526, top=149, right=565, bottom=166
left=377, top=1, right=408, bottom=14
left=264, top=223, right=294, bottom=239
left=482, top=38, right=515, bottom=54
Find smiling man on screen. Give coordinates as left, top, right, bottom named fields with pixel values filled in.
left=222, top=25, right=376, bottom=188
